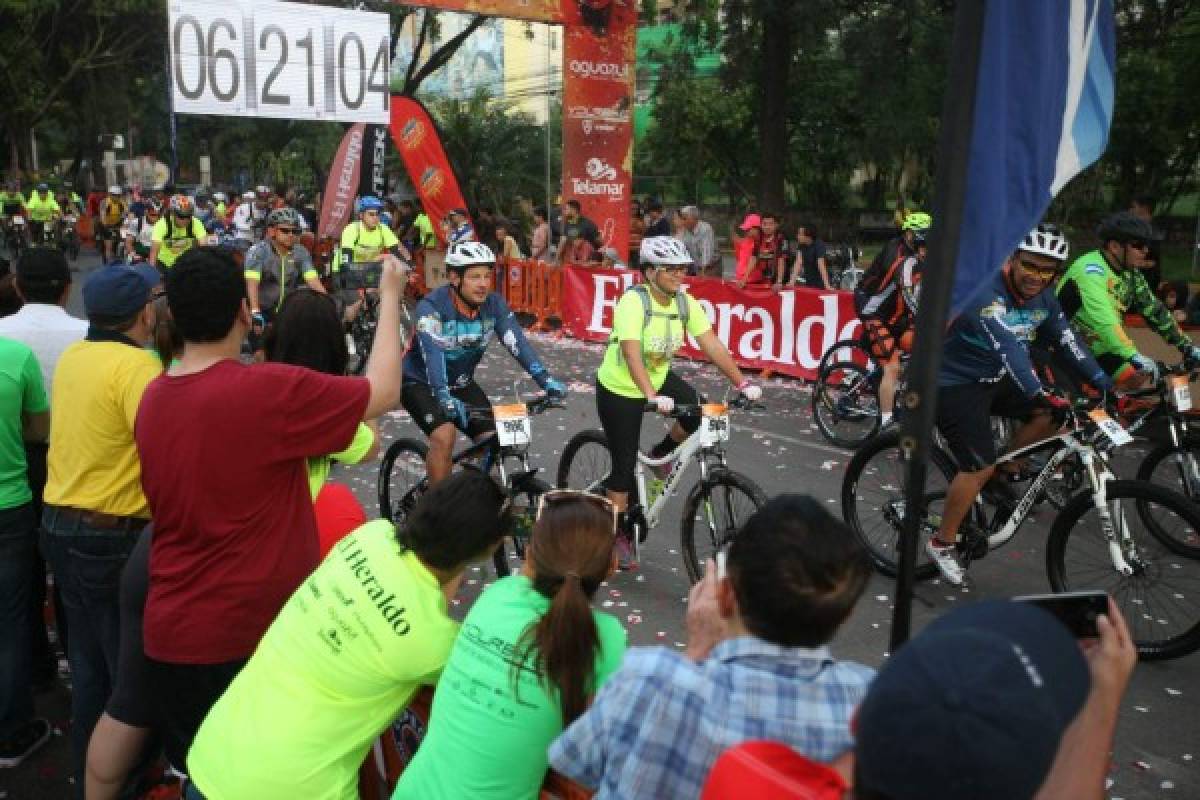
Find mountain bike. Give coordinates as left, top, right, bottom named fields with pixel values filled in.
left=377, top=391, right=563, bottom=578
left=809, top=335, right=906, bottom=448
left=556, top=393, right=768, bottom=583
left=4, top=214, right=26, bottom=260
left=842, top=398, right=1200, bottom=660
left=59, top=212, right=81, bottom=261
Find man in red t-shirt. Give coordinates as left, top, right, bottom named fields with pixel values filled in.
left=134, top=245, right=408, bottom=770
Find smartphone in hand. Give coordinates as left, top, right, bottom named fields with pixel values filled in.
left=1013, top=590, right=1108, bottom=638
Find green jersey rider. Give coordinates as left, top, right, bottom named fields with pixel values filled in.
left=1057, top=211, right=1200, bottom=388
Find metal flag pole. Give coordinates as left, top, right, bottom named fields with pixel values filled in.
left=890, top=0, right=988, bottom=651
left=164, top=41, right=179, bottom=188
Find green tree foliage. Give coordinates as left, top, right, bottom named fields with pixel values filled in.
left=648, top=0, right=1199, bottom=218
left=429, top=91, right=561, bottom=216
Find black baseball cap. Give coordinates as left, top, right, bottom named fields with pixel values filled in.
left=15, top=247, right=71, bottom=286
left=855, top=600, right=1091, bottom=800
left=83, top=263, right=161, bottom=318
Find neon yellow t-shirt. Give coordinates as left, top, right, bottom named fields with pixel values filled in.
left=597, top=288, right=712, bottom=398
left=392, top=575, right=627, bottom=800
left=306, top=422, right=375, bottom=497
left=151, top=216, right=208, bottom=267
left=340, top=220, right=398, bottom=267
left=187, top=520, right=459, bottom=800
left=26, top=192, right=60, bottom=222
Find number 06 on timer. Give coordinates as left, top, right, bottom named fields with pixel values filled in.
left=168, top=0, right=390, bottom=124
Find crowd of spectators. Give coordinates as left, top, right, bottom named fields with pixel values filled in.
left=0, top=241, right=1142, bottom=800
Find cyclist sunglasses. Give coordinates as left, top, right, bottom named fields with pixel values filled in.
left=536, top=489, right=618, bottom=532
left=1016, top=257, right=1061, bottom=280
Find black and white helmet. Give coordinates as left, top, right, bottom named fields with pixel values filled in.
left=639, top=236, right=692, bottom=267
left=445, top=241, right=496, bottom=272
left=266, top=207, right=303, bottom=229
left=1019, top=224, right=1069, bottom=262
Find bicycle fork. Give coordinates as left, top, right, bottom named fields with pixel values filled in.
left=1084, top=451, right=1136, bottom=577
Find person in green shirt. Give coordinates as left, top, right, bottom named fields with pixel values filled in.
left=149, top=195, right=209, bottom=270
left=25, top=183, right=61, bottom=245
left=1057, top=211, right=1200, bottom=389
left=393, top=490, right=627, bottom=800
left=596, top=235, right=761, bottom=568
left=0, top=336, right=52, bottom=767
left=185, top=469, right=514, bottom=800
left=338, top=195, right=404, bottom=275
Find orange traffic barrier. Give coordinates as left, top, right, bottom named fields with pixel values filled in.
left=499, top=258, right=566, bottom=331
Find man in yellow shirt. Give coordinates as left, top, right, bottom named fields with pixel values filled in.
left=40, top=263, right=162, bottom=788
left=149, top=195, right=208, bottom=270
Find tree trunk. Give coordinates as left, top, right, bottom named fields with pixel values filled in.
left=757, top=9, right=792, bottom=211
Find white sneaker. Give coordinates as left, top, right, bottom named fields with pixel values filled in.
left=924, top=539, right=966, bottom=586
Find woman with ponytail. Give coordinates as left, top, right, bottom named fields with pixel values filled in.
left=393, top=491, right=627, bottom=800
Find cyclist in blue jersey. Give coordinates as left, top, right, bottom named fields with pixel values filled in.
left=928, top=224, right=1113, bottom=585
left=402, top=241, right=566, bottom=484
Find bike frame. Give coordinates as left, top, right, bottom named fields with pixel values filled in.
left=979, top=426, right=1134, bottom=575
left=632, top=432, right=723, bottom=531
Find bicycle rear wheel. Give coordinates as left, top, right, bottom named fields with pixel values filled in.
left=1136, top=438, right=1200, bottom=555
left=1047, top=480, right=1200, bottom=661
left=812, top=361, right=881, bottom=448
left=842, top=430, right=964, bottom=579
left=556, top=429, right=611, bottom=492
left=681, top=470, right=767, bottom=583
left=377, top=438, right=429, bottom=524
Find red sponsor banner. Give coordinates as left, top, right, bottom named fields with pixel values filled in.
left=318, top=123, right=365, bottom=240
left=562, top=11, right=635, bottom=259
left=559, top=266, right=861, bottom=380
left=390, top=95, right=472, bottom=248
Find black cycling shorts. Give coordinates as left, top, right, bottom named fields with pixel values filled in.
left=935, top=377, right=1036, bottom=472
left=596, top=370, right=704, bottom=494
left=401, top=380, right=494, bottom=440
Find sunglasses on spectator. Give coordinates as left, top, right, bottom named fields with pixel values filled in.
left=1016, top=257, right=1060, bottom=280
left=276, top=227, right=300, bottom=235
left=536, top=489, right=618, bottom=533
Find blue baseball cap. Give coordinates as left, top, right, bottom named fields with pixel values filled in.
left=855, top=600, right=1091, bottom=800
left=83, top=263, right=161, bottom=318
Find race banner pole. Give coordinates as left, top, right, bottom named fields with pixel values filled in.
left=890, top=1, right=986, bottom=651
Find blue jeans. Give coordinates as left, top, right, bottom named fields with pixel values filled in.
left=0, top=503, right=37, bottom=740
left=39, top=507, right=141, bottom=788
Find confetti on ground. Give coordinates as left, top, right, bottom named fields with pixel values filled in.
left=626, top=614, right=642, bottom=625
left=1166, top=688, right=1182, bottom=695
left=875, top=595, right=889, bottom=602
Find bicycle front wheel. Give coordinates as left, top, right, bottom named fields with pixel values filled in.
left=1047, top=479, right=1200, bottom=661
left=842, top=430, right=964, bottom=580
left=812, top=361, right=880, bottom=448
left=681, top=470, right=767, bottom=583
left=377, top=438, right=429, bottom=524
left=557, top=429, right=611, bottom=492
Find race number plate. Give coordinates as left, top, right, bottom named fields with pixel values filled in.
left=493, top=403, right=531, bottom=447
left=700, top=403, right=731, bottom=445
left=1169, top=375, right=1192, bottom=412
left=1088, top=409, right=1133, bottom=447
left=12, top=215, right=23, bottom=225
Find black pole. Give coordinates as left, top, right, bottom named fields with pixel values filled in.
left=165, top=41, right=179, bottom=188
left=890, top=1, right=988, bottom=651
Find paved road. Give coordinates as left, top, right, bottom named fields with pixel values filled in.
left=7, top=249, right=1196, bottom=799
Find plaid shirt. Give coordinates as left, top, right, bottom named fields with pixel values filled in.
left=548, top=636, right=874, bottom=799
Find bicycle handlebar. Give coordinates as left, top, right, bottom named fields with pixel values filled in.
left=464, top=395, right=566, bottom=420
left=641, top=394, right=765, bottom=416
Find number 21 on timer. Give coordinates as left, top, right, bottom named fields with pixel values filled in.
left=172, top=11, right=389, bottom=117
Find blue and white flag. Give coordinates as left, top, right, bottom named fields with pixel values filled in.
left=950, top=0, right=1115, bottom=315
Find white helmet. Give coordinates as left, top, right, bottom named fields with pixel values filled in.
left=445, top=241, right=496, bottom=271
left=1019, top=223, right=1069, bottom=262
left=213, top=192, right=227, bottom=202
left=108, top=185, right=122, bottom=195
left=639, top=236, right=692, bottom=267
left=242, top=190, right=255, bottom=201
